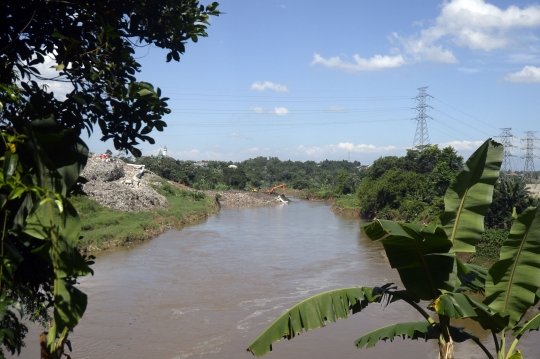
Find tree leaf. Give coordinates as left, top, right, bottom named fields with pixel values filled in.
left=3, top=151, right=18, bottom=181
left=484, top=207, right=540, bottom=327
left=247, top=286, right=387, bottom=357
left=439, top=139, right=503, bottom=252
left=362, top=221, right=455, bottom=300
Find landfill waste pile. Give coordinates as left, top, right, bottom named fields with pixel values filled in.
left=81, top=154, right=168, bottom=212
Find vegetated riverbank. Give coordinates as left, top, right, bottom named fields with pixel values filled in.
left=74, top=182, right=218, bottom=252
left=75, top=155, right=287, bottom=252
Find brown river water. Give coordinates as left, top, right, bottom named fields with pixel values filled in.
left=15, top=199, right=540, bottom=358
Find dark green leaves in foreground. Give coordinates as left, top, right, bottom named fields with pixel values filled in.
left=247, top=286, right=386, bottom=357
left=362, top=220, right=455, bottom=300
left=439, top=139, right=503, bottom=253
left=484, top=207, right=540, bottom=327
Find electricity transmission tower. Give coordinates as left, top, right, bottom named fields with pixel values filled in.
left=521, top=131, right=540, bottom=184
left=497, top=128, right=516, bottom=180
left=412, top=86, right=433, bottom=149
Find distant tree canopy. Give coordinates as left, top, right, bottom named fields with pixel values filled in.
left=135, top=156, right=363, bottom=191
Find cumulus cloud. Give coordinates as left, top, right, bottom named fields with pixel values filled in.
left=400, top=0, right=540, bottom=61
left=311, top=53, right=406, bottom=72
left=315, top=0, right=540, bottom=72
left=273, top=107, right=289, bottom=116
left=32, top=55, right=74, bottom=98
left=249, top=106, right=290, bottom=116
left=250, top=81, right=289, bottom=92
left=504, top=65, right=540, bottom=82
left=434, top=0, right=540, bottom=51
left=397, top=34, right=458, bottom=63
left=298, top=142, right=397, bottom=156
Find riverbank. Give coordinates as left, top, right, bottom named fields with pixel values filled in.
left=74, top=183, right=218, bottom=252
left=331, top=194, right=361, bottom=216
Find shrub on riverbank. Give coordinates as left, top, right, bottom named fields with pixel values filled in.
left=298, top=188, right=336, bottom=200
left=73, top=183, right=216, bottom=252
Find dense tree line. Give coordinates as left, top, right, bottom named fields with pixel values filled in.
left=133, top=155, right=362, bottom=191
left=355, top=145, right=464, bottom=222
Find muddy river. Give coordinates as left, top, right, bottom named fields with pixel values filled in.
left=16, top=199, right=540, bottom=358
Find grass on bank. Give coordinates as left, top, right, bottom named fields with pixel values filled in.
left=72, top=181, right=216, bottom=251
left=298, top=188, right=336, bottom=200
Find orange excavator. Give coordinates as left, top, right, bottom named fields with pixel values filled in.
left=265, top=183, right=286, bottom=194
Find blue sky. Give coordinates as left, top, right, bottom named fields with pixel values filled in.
left=84, top=0, right=540, bottom=170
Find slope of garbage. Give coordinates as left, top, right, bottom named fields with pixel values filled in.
left=81, top=154, right=168, bottom=212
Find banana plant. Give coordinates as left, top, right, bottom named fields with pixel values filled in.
left=247, top=139, right=539, bottom=359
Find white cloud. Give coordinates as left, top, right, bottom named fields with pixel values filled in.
left=250, top=81, right=289, bottom=92
left=398, top=33, right=458, bottom=63
left=328, top=106, right=346, bottom=112
left=399, top=0, right=540, bottom=61
left=439, top=140, right=485, bottom=151
left=311, top=53, right=406, bottom=72
left=247, top=147, right=259, bottom=152
left=274, top=107, right=289, bottom=116
left=436, top=0, right=540, bottom=51
left=504, top=65, right=540, bottom=82
left=298, top=142, right=397, bottom=156
left=32, top=55, right=74, bottom=98
left=249, top=106, right=289, bottom=116
left=228, top=132, right=253, bottom=139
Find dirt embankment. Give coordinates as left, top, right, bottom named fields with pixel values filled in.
left=203, top=190, right=284, bottom=207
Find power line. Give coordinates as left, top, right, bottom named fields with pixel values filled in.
left=412, top=86, right=433, bottom=148
left=521, top=131, right=540, bottom=184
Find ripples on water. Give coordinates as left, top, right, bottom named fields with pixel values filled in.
left=14, top=199, right=540, bottom=359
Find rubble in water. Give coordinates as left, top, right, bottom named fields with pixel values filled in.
left=81, top=155, right=168, bottom=212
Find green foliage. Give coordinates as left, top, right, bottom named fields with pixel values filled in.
left=248, top=286, right=390, bottom=357
left=0, top=0, right=221, bottom=356
left=135, top=155, right=363, bottom=193
left=72, top=186, right=213, bottom=250
left=355, top=145, right=463, bottom=222
left=485, top=179, right=537, bottom=230
left=248, top=139, right=540, bottom=359
left=469, top=229, right=509, bottom=264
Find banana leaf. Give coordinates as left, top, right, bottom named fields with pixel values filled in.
left=456, top=260, right=487, bottom=294
left=438, top=139, right=503, bottom=252
left=247, top=286, right=390, bottom=357
left=355, top=321, right=477, bottom=349
left=484, top=207, right=540, bottom=327
left=512, top=312, right=540, bottom=337
left=363, top=220, right=455, bottom=300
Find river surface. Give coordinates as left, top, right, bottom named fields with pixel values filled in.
left=16, top=199, right=540, bottom=358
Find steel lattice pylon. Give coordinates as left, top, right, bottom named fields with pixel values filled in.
left=497, top=128, right=516, bottom=180
left=412, top=86, right=433, bottom=149
left=521, top=131, right=539, bottom=184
